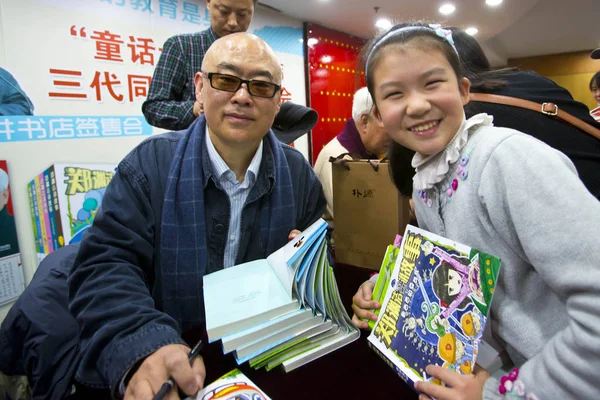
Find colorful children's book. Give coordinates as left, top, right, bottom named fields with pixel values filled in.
left=368, top=225, right=501, bottom=387
left=28, top=163, right=116, bottom=260
left=204, top=218, right=359, bottom=371
left=187, top=369, right=271, bottom=400
left=367, top=235, right=402, bottom=330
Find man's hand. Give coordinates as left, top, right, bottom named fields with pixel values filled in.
left=351, top=281, right=380, bottom=329
left=125, top=344, right=206, bottom=400
left=288, top=229, right=301, bottom=241
left=193, top=99, right=204, bottom=117
left=414, top=365, right=489, bottom=400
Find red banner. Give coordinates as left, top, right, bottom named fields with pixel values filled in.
left=307, top=24, right=366, bottom=165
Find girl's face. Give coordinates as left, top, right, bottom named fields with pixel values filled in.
left=372, top=45, right=470, bottom=156
left=447, top=269, right=462, bottom=296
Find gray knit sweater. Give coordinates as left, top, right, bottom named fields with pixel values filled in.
left=412, top=122, right=600, bottom=399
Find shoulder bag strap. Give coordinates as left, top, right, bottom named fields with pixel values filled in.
left=469, top=93, right=600, bottom=141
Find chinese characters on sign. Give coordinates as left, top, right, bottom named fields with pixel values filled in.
left=0, top=116, right=153, bottom=143
left=352, top=189, right=375, bottom=198
left=0, top=256, right=25, bottom=306
left=279, top=63, right=293, bottom=104
left=98, top=0, right=211, bottom=27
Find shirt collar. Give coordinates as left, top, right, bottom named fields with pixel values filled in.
left=412, top=113, right=493, bottom=190
left=205, top=125, right=263, bottom=186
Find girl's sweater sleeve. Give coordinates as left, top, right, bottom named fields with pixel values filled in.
left=477, top=133, right=600, bottom=399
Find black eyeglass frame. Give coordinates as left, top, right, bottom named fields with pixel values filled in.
left=201, top=71, right=281, bottom=98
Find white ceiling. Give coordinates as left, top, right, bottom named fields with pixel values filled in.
left=258, top=0, right=600, bottom=65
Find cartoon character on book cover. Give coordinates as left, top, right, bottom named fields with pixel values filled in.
left=372, top=229, right=500, bottom=382
left=56, top=164, right=116, bottom=244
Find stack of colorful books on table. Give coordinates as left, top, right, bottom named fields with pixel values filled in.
left=27, top=163, right=116, bottom=263
left=203, top=218, right=360, bottom=373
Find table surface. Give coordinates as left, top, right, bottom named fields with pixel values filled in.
left=185, top=263, right=419, bottom=400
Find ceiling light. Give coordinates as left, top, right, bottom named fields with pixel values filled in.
left=486, top=0, right=503, bottom=6
left=307, top=38, right=319, bottom=47
left=439, top=4, right=456, bottom=15
left=465, top=27, right=479, bottom=35
left=375, top=18, right=392, bottom=31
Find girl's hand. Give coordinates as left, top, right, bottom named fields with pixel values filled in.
left=351, top=281, right=380, bottom=329
left=414, top=365, right=489, bottom=400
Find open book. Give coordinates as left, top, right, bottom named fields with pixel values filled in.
left=204, top=218, right=359, bottom=371
left=368, top=225, right=501, bottom=387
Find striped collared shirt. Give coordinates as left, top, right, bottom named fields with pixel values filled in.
left=142, top=28, right=218, bottom=131
left=205, top=126, right=263, bottom=268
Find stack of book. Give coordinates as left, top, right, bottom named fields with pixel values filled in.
left=27, top=163, right=116, bottom=263
left=203, top=218, right=360, bottom=373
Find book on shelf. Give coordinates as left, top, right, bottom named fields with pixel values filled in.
left=203, top=218, right=359, bottom=372
left=0, top=160, right=25, bottom=306
left=28, top=163, right=116, bottom=261
left=186, top=368, right=271, bottom=400
left=368, top=224, right=501, bottom=388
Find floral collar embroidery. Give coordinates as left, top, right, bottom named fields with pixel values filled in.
left=412, top=113, right=493, bottom=191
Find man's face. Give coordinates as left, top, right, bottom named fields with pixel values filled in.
left=0, top=188, right=8, bottom=212
left=206, top=0, right=255, bottom=38
left=198, top=33, right=282, bottom=151
left=360, top=112, right=392, bottom=156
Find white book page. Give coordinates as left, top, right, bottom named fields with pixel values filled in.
left=204, top=259, right=292, bottom=335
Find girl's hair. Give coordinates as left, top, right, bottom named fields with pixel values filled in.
left=448, top=27, right=517, bottom=92
left=590, top=72, right=600, bottom=91
left=387, top=142, right=415, bottom=197
left=362, top=22, right=463, bottom=105
left=431, top=258, right=471, bottom=310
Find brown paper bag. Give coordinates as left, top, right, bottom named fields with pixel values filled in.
left=332, top=158, right=411, bottom=270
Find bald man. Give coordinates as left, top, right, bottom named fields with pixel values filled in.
left=68, top=33, right=326, bottom=399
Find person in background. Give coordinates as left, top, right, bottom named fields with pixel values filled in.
left=313, top=87, right=391, bottom=226
left=142, top=0, right=257, bottom=130
left=0, top=167, right=19, bottom=258
left=352, top=22, right=600, bottom=400
left=590, top=72, right=600, bottom=106
left=0, top=67, right=34, bottom=116
left=69, top=33, right=325, bottom=399
left=589, top=71, right=600, bottom=122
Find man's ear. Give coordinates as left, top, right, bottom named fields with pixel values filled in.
left=194, top=72, right=203, bottom=102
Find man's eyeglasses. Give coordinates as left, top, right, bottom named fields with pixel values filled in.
left=201, top=72, right=281, bottom=98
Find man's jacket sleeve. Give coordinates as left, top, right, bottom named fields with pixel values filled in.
left=68, top=154, right=185, bottom=393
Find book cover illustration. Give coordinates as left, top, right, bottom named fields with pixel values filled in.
left=368, top=225, right=501, bottom=385
left=188, top=368, right=271, bottom=400
left=53, top=164, right=116, bottom=245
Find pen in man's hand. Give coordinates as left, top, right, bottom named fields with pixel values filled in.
left=152, top=340, right=204, bottom=400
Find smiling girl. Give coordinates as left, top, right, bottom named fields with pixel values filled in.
left=351, top=22, right=600, bottom=400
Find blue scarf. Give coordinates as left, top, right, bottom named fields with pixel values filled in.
left=160, top=116, right=296, bottom=331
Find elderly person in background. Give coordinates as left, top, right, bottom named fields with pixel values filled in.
left=69, top=33, right=325, bottom=399
left=313, top=87, right=391, bottom=226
